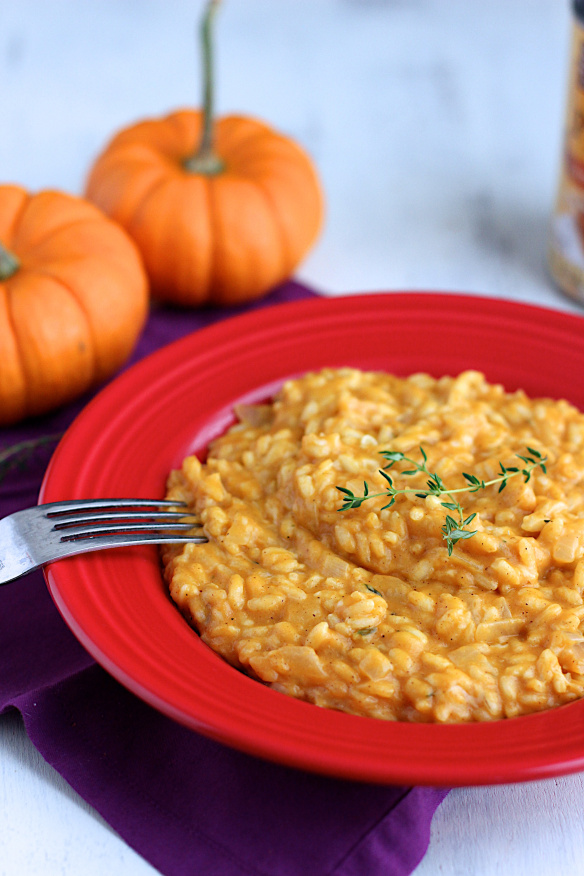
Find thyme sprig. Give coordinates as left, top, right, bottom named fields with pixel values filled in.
left=336, top=445, right=547, bottom=556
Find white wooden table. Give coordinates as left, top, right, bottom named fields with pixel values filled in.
left=1, top=1, right=583, bottom=873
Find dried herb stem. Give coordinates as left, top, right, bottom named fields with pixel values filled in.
left=0, top=433, right=63, bottom=483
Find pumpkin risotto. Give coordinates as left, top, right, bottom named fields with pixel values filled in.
left=162, top=368, right=584, bottom=723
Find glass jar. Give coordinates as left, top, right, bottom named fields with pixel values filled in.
left=548, top=0, right=584, bottom=303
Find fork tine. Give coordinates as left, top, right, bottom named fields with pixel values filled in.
left=0, top=498, right=207, bottom=585
left=52, top=510, right=198, bottom=530
left=107, top=533, right=205, bottom=545
left=59, top=532, right=204, bottom=549
left=45, top=499, right=188, bottom=517
left=59, top=521, right=204, bottom=541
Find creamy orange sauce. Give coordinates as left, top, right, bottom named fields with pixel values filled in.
left=162, top=369, right=584, bottom=722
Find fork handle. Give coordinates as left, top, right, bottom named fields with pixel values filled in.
left=0, top=532, right=201, bottom=585
left=0, top=515, right=42, bottom=584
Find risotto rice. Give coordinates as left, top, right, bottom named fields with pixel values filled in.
left=162, top=369, right=584, bottom=723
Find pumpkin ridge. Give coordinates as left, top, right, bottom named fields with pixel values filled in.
left=180, top=173, right=213, bottom=300
left=206, top=172, right=224, bottom=299
left=246, top=159, right=321, bottom=278
left=166, top=109, right=205, bottom=162
left=0, top=187, right=31, bottom=252
left=259, top=152, right=322, bottom=252
left=12, top=213, right=110, bottom=258
left=131, top=173, right=213, bottom=303
left=124, top=172, right=177, bottom=241
left=215, top=115, right=274, bottom=151
left=87, top=158, right=176, bottom=233
left=205, top=174, right=284, bottom=304
left=9, top=191, right=109, bottom=254
left=214, top=121, right=275, bottom=169
left=104, top=112, right=202, bottom=161
left=92, top=142, right=182, bottom=176
left=0, top=282, right=28, bottom=420
left=9, top=271, right=94, bottom=417
left=31, top=265, right=98, bottom=377
left=201, top=173, right=214, bottom=298
left=249, top=177, right=290, bottom=281
left=5, top=281, right=37, bottom=417
left=21, top=214, right=138, bottom=261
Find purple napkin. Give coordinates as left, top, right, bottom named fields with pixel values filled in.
left=0, top=280, right=447, bottom=876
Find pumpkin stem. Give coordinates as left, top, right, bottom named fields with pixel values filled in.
left=183, top=0, right=226, bottom=176
left=0, top=241, right=20, bottom=281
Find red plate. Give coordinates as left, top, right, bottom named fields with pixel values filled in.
left=40, top=292, right=584, bottom=786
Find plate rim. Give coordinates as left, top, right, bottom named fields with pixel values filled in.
left=40, top=290, right=584, bottom=787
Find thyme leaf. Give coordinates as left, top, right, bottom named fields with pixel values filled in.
left=365, top=584, right=382, bottom=596
left=336, top=445, right=547, bottom=555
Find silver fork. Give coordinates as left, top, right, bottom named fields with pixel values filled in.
left=0, top=499, right=207, bottom=585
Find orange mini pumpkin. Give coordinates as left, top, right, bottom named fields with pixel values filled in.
left=0, top=184, right=148, bottom=425
left=85, top=2, right=323, bottom=307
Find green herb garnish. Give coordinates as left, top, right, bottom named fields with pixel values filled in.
left=337, top=445, right=547, bottom=556
left=364, top=583, right=382, bottom=596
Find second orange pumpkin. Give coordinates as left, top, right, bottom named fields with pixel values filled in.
left=85, top=109, right=323, bottom=307
left=0, top=184, right=148, bottom=425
